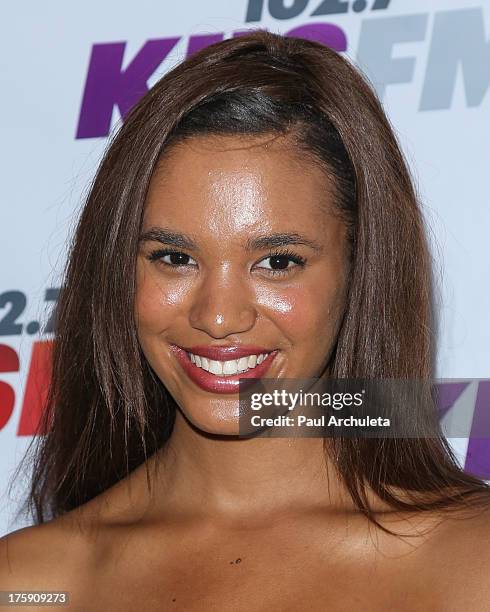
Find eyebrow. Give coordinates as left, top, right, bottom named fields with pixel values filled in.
left=245, top=233, right=323, bottom=253
left=139, top=227, right=324, bottom=253
left=139, top=227, right=198, bottom=250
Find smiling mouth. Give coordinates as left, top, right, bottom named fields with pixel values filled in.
left=170, top=345, right=278, bottom=393
left=186, top=350, right=270, bottom=376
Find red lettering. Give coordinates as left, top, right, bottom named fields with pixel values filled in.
left=0, top=344, right=19, bottom=430
left=17, top=340, right=53, bottom=436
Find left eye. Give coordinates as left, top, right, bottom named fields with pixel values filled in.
left=256, top=255, right=295, bottom=270
left=255, top=253, right=306, bottom=272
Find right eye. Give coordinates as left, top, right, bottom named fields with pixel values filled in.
left=147, top=249, right=197, bottom=267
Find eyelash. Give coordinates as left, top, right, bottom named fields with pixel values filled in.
left=146, top=248, right=307, bottom=277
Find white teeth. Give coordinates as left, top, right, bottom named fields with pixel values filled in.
left=187, top=351, right=270, bottom=376
left=247, top=355, right=257, bottom=368
left=237, top=357, right=249, bottom=372
left=223, top=360, right=238, bottom=375
left=208, top=360, right=223, bottom=375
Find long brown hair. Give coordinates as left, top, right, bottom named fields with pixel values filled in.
left=23, top=30, right=489, bottom=528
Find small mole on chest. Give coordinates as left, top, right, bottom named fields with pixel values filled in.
left=229, top=557, right=242, bottom=565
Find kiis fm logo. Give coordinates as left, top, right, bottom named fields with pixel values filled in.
left=76, top=3, right=490, bottom=139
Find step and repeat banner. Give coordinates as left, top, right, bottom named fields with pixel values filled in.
left=1, top=0, right=489, bottom=535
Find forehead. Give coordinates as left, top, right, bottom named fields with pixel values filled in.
left=143, top=134, right=338, bottom=238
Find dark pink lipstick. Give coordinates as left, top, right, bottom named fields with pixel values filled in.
left=170, top=344, right=278, bottom=394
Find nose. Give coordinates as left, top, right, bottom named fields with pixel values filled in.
left=188, top=270, right=257, bottom=339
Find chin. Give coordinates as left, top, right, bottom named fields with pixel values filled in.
left=179, top=397, right=243, bottom=437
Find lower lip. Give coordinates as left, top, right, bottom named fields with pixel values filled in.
left=170, top=346, right=278, bottom=394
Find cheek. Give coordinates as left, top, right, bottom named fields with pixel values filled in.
left=134, top=261, right=190, bottom=333
left=254, top=285, right=316, bottom=331
left=255, top=280, right=346, bottom=340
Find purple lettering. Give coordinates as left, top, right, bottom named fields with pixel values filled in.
left=76, top=38, right=180, bottom=139
left=186, top=33, right=224, bottom=58
left=465, top=381, right=490, bottom=479
left=434, top=381, right=471, bottom=418
left=285, top=23, right=347, bottom=52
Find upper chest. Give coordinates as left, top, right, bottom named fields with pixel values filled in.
left=80, top=523, right=450, bottom=612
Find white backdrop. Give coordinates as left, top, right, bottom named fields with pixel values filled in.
left=1, top=0, right=489, bottom=536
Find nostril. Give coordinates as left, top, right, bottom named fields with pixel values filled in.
left=188, top=304, right=258, bottom=337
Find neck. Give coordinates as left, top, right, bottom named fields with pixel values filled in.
left=147, top=411, right=355, bottom=521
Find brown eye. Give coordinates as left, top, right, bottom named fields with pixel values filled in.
left=147, top=249, right=197, bottom=267
left=164, top=252, right=192, bottom=265
left=260, top=255, right=293, bottom=270
left=255, top=250, right=307, bottom=275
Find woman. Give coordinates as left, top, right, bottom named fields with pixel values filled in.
left=1, top=30, right=489, bottom=610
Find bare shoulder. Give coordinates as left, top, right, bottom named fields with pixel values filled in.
left=421, top=499, right=490, bottom=606
left=0, top=467, right=154, bottom=593
left=443, top=500, right=490, bottom=566
left=0, top=512, right=96, bottom=592
left=365, top=493, right=490, bottom=609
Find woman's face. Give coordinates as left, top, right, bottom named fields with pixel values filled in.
left=135, top=134, right=350, bottom=434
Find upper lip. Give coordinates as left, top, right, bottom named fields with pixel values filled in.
left=178, top=345, right=275, bottom=360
